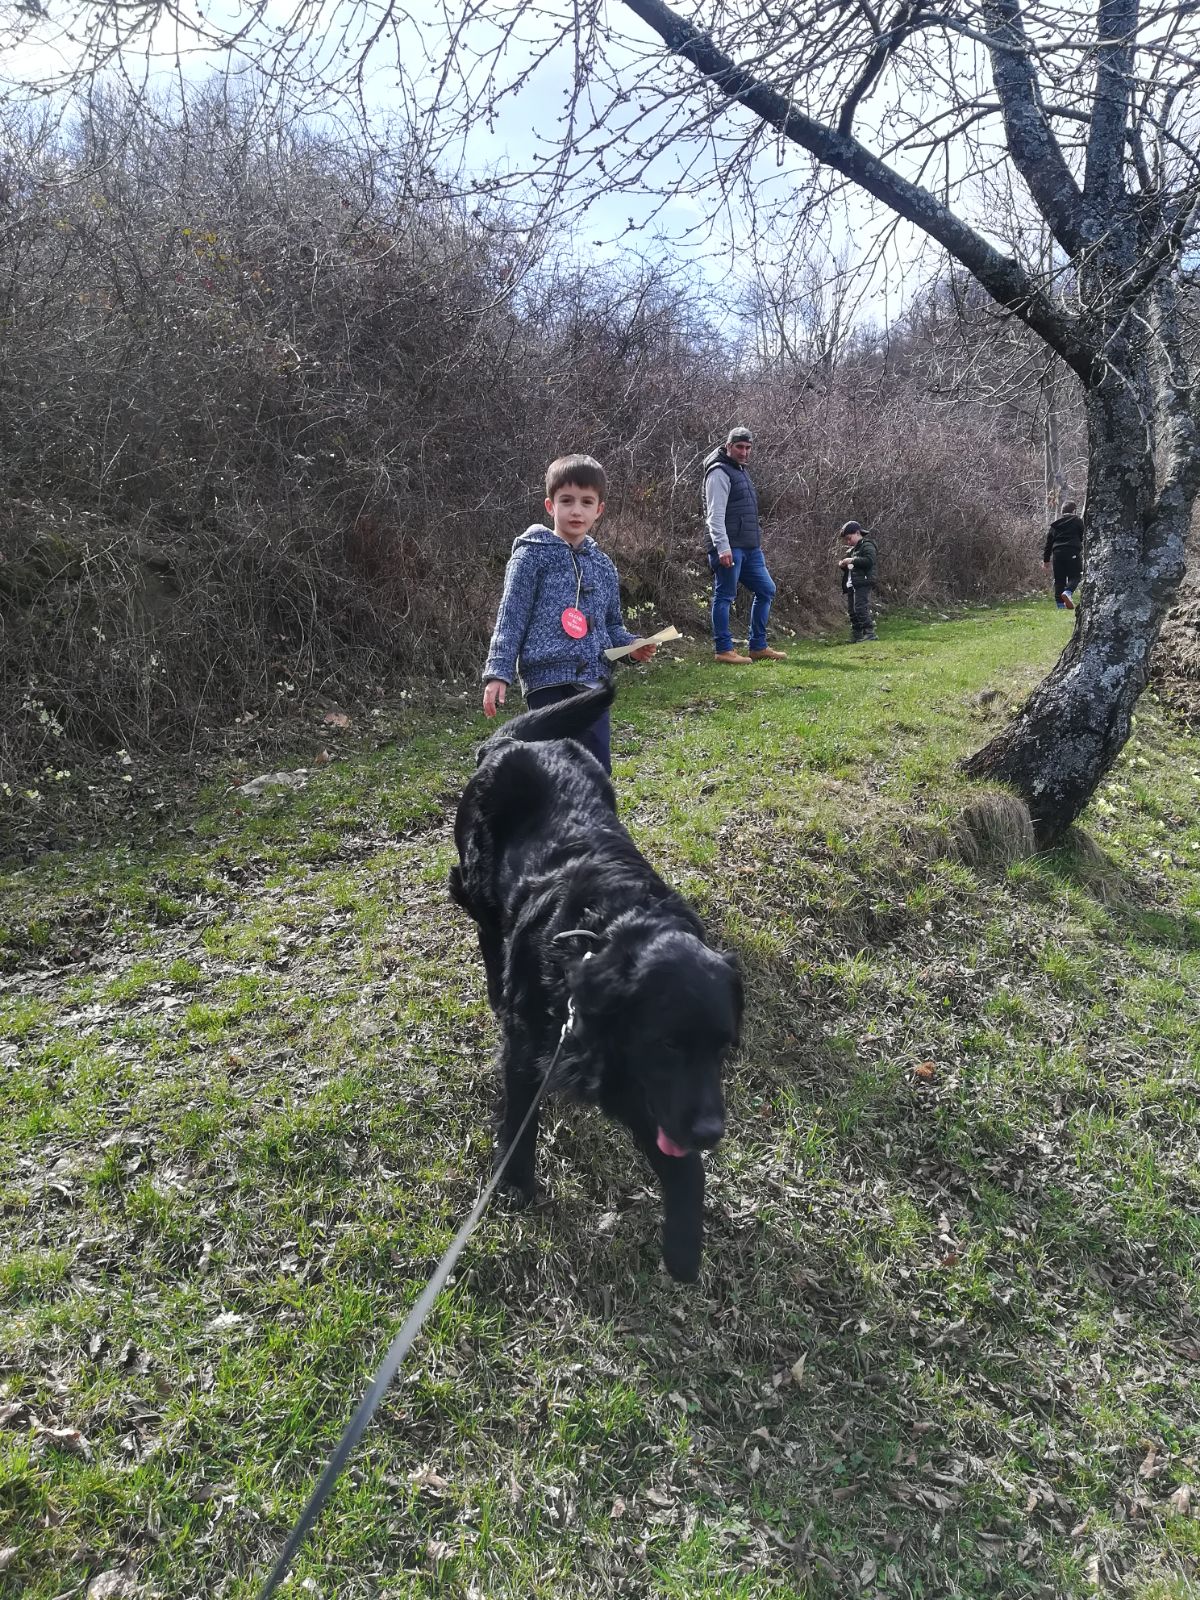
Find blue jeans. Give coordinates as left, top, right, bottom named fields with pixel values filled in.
left=525, top=683, right=612, bottom=773
left=709, top=547, right=776, bottom=654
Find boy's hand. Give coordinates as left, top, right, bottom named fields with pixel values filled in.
left=483, top=679, right=507, bottom=718
left=838, top=557, right=852, bottom=568
left=718, top=551, right=734, bottom=567
left=629, top=643, right=657, bottom=662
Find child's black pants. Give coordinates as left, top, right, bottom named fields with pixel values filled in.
left=845, top=585, right=875, bottom=638
left=525, top=683, right=612, bottom=772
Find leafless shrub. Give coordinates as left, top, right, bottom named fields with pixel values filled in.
left=0, top=86, right=1042, bottom=787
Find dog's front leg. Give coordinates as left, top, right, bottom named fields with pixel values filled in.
left=476, top=919, right=505, bottom=1012
left=495, top=1028, right=541, bottom=1206
left=639, top=1138, right=705, bottom=1283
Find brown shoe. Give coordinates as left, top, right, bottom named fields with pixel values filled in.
left=749, top=647, right=787, bottom=661
left=713, top=649, right=753, bottom=664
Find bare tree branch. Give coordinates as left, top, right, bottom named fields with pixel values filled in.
left=618, top=0, right=1093, bottom=374
left=979, top=0, right=1085, bottom=253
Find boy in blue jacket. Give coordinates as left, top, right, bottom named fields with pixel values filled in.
left=482, top=454, right=656, bottom=772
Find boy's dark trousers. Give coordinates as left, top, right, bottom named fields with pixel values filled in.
left=1052, top=550, right=1082, bottom=603
left=845, top=584, right=875, bottom=640
left=525, top=683, right=612, bottom=773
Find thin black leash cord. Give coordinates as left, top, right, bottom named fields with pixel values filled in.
left=256, top=1027, right=567, bottom=1600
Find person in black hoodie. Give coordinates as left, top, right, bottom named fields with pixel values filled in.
left=838, top=521, right=878, bottom=641
left=1043, top=499, right=1085, bottom=610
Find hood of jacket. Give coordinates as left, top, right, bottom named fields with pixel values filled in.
left=511, top=524, right=597, bottom=555
left=1048, top=514, right=1084, bottom=541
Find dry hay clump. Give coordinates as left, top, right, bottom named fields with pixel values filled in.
left=1151, top=568, right=1200, bottom=722
left=952, top=791, right=1038, bottom=869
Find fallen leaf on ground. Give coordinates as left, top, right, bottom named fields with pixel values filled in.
left=0, top=1549, right=17, bottom=1572
left=87, top=1572, right=138, bottom=1599
left=408, top=1464, right=451, bottom=1493
left=36, top=1425, right=91, bottom=1458
left=236, top=770, right=310, bottom=797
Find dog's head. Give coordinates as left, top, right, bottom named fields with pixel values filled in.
left=562, top=922, right=742, bottom=1158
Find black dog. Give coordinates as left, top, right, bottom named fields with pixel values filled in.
left=449, top=683, right=741, bottom=1282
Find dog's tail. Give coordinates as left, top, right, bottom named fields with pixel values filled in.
left=482, top=682, right=615, bottom=754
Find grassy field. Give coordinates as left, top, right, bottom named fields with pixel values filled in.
left=2, top=601, right=1199, bottom=1600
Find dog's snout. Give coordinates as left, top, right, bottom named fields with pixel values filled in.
left=690, top=1113, right=725, bottom=1149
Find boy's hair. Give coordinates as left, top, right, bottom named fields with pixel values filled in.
left=1061, top=499, right=1077, bottom=514
left=546, top=454, right=607, bottom=501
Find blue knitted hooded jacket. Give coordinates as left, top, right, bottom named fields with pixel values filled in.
left=482, top=525, right=638, bottom=694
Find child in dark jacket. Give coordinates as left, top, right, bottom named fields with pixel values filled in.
left=1042, top=499, right=1085, bottom=609
left=838, top=521, right=878, bottom=642
left=481, top=454, right=655, bottom=773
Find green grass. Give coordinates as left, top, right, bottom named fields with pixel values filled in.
left=1, top=601, right=1199, bottom=1598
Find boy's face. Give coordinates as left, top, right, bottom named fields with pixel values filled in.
left=546, top=483, right=604, bottom=546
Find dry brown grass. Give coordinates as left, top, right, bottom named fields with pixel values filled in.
left=952, top=790, right=1038, bottom=868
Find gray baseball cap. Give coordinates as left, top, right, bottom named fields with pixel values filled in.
left=726, top=427, right=754, bottom=446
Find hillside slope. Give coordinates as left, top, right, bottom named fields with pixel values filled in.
left=2, top=602, right=1198, bottom=1600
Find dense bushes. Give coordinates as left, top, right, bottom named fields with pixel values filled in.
left=1, top=88, right=1043, bottom=785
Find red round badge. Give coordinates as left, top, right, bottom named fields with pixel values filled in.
left=561, top=607, right=588, bottom=639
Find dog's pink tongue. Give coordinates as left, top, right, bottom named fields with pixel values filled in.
left=656, top=1128, right=689, bottom=1158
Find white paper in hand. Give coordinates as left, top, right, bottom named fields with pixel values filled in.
left=604, top=625, right=682, bottom=662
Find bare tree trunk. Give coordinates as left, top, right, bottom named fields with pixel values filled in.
left=509, top=0, right=1200, bottom=845
left=964, top=363, right=1195, bottom=840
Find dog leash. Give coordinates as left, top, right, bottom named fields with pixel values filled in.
left=256, top=1021, right=571, bottom=1599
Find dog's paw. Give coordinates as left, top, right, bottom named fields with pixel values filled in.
left=662, top=1237, right=702, bottom=1284
left=496, top=1176, right=537, bottom=1210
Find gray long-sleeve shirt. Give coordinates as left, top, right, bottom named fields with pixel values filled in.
left=704, top=470, right=732, bottom=558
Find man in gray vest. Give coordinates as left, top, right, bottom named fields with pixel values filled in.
left=703, top=427, right=787, bottom=664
